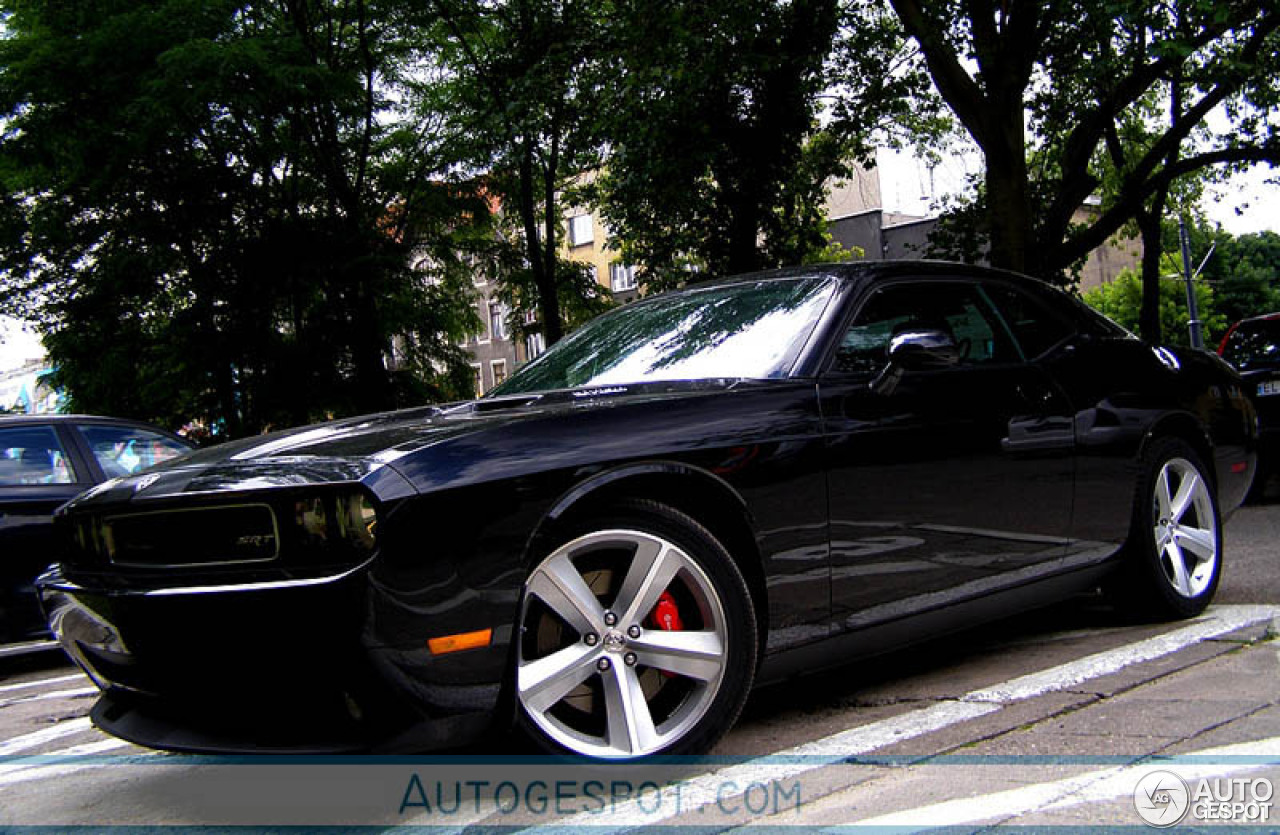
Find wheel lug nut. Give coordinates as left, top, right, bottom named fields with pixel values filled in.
left=597, top=658, right=612, bottom=672
left=624, top=652, right=638, bottom=667
left=627, top=625, right=641, bottom=639
left=584, top=633, right=598, bottom=646
left=604, top=611, right=618, bottom=627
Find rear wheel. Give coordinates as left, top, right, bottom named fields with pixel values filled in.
left=1115, top=437, right=1221, bottom=619
left=515, top=500, right=756, bottom=759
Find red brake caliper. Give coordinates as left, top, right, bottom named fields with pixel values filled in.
left=647, top=590, right=683, bottom=677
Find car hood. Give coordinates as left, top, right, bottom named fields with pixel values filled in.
left=60, top=380, right=747, bottom=511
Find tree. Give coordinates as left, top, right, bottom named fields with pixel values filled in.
left=591, top=0, right=885, bottom=289
left=0, top=0, right=480, bottom=435
left=418, top=0, right=611, bottom=345
left=1172, top=221, right=1280, bottom=326
left=885, top=0, right=1280, bottom=283
left=1083, top=266, right=1227, bottom=348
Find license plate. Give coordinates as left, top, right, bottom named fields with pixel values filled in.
left=1259, top=380, right=1280, bottom=397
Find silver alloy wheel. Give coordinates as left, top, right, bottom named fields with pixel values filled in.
left=517, top=529, right=728, bottom=758
left=1151, top=457, right=1218, bottom=599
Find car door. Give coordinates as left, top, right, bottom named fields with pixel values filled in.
left=0, top=422, right=92, bottom=642
left=819, top=277, right=1076, bottom=631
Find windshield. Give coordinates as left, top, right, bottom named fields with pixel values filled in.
left=490, top=275, right=838, bottom=396
left=1222, top=319, right=1280, bottom=370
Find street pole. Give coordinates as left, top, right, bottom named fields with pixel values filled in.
left=1178, top=215, right=1204, bottom=350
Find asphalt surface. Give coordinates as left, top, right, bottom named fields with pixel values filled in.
left=1, top=489, right=1277, bottom=828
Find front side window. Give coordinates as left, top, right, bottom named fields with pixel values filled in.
left=982, top=283, right=1074, bottom=359
left=492, top=275, right=838, bottom=395
left=834, top=281, right=1016, bottom=375
left=0, top=425, right=76, bottom=485
left=77, top=425, right=190, bottom=479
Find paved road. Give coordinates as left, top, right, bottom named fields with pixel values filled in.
left=1, top=497, right=1277, bottom=828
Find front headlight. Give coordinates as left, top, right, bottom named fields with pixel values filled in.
left=294, top=490, right=378, bottom=557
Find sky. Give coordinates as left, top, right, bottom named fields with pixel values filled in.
left=2, top=154, right=1277, bottom=374
left=876, top=145, right=1280, bottom=237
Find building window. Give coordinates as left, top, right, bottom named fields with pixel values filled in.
left=525, top=332, right=546, bottom=361
left=610, top=262, right=638, bottom=292
left=491, top=359, right=507, bottom=388
left=568, top=214, right=593, bottom=247
left=489, top=300, right=507, bottom=341
left=471, top=364, right=483, bottom=398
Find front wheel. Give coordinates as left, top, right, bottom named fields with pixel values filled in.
left=515, top=500, right=756, bottom=759
left=1117, top=437, right=1222, bottom=619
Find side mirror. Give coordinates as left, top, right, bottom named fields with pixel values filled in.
left=887, top=328, right=961, bottom=371
left=870, top=328, right=959, bottom=395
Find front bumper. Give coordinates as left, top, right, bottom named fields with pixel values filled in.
left=38, top=564, right=507, bottom=753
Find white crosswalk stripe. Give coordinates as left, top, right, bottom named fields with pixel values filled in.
left=0, top=719, right=95, bottom=757
left=0, top=673, right=87, bottom=695
left=854, top=735, right=1280, bottom=830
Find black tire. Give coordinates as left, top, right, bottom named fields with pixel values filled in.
left=514, top=499, right=756, bottom=759
left=1112, top=437, right=1222, bottom=620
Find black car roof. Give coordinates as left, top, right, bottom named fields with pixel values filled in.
left=686, top=259, right=1059, bottom=292
left=0, top=414, right=188, bottom=440
left=0, top=414, right=151, bottom=425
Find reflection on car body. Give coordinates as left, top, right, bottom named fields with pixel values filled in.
left=39, top=261, right=1255, bottom=759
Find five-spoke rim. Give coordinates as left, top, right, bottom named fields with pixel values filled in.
left=517, top=529, right=728, bottom=758
left=1151, top=457, right=1218, bottom=599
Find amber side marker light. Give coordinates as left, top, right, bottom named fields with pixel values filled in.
left=428, top=628, right=493, bottom=655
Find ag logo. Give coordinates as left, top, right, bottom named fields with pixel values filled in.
left=1134, top=770, right=1190, bottom=827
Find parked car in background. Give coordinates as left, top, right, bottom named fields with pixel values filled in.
left=1218, top=312, right=1280, bottom=501
left=0, top=415, right=194, bottom=647
left=40, top=262, right=1255, bottom=759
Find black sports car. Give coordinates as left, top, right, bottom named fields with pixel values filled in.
left=1, top=414, right=192, bottom=647
left=40, top=262, right=1256, bottom=759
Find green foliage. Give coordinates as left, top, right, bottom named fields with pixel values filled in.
left=1169, top=219, right=1280, bottom=325
left=590, top=0, right=860, bottom=290
left=415, top=0, right=606, bottom=344
left=0, top=0, right=481, bottom=436
left=1083, top=266, right=1227, bottom=347
left=886, top=0, right=1280, bottom=279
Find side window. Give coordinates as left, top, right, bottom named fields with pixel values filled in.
left=77, top=425, right=190, bottom=479
left=834, top=281, right=1016, bottom=375
left=0, top=426, right=77, bottom=486
left=983, top=283, right=1075, bottom=359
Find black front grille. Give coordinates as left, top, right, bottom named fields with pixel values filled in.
left=102, top=505, right=279, bottom=566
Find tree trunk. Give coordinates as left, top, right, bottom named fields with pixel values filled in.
left=1137, top=204, right=1164, bottom=344
left=516, top=139, right=564, bottom=345
left=983, top=105, right=1032, bottom=274
left=349, top=275, right=393, bottom=412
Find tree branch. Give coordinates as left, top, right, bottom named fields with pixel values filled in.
left=1056, top=145, right=1280, bottom=266
left=889, top=0, right=990, bottom=148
